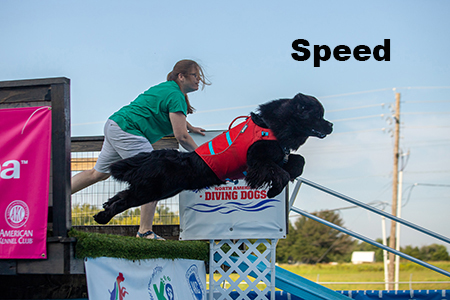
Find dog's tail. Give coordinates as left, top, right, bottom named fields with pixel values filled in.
left=109, top=152, right=148, bottom=182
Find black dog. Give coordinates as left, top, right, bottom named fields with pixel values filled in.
left=93, top=93, right=333, bottom=224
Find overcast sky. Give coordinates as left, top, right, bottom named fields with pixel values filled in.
left=1, top=1, right=449, bottom=252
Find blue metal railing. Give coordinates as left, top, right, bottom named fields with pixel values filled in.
left=289, top=177, right=450, bottom=278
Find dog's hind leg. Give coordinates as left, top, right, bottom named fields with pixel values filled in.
left=93, top=185, right=184, bottom=224
left=102, top=190, right=129, bottom=209
left=94, top=197, right=131, bottom=224
left=94, top=189, right=134, bottom=224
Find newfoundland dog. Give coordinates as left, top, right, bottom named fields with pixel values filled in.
left=93, top=93, right=333, bottom=224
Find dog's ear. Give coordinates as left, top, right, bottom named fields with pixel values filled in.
left=293, top=93, right=324, bottom=120
left=293, top=94, right=312, bottom=120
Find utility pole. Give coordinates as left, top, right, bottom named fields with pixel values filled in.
left=388, top=92, right=401, bottom=290
left=395, top=151, right=409, bottom=290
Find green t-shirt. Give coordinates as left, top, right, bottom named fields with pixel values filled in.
left=109, top=81, right=187, bottom=144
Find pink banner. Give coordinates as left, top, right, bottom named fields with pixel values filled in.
left=0, top=106, right=52, bottom=259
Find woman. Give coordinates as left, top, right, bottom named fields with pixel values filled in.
left=71, top=59, right=209, bottom=240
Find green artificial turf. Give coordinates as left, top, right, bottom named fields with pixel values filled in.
left=69, top=229, right=209, bottom=262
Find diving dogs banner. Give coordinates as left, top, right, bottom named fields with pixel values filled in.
left=179, top=131, right=288, bottom=240
left=84, top=257, right=206, bottom=300
left=0, top=106, right=52, bottom=259
left=179, top=180, right=287, bottom=240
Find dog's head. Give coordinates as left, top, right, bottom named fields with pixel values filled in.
left=257, top=93, right=333, bottom=150
left=290, top=93, right=333, bottom=139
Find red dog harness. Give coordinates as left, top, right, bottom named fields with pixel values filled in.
left=195, top=116, right=277, bottom=181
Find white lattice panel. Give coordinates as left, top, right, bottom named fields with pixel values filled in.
left=209, top=239, right=276, bottom=300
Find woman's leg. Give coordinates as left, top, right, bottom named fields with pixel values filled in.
left=136, top=201, right=164, bottom=239
left=105, top=123, right=164, bottom=239
left=71, top=168, right=110, bottom=194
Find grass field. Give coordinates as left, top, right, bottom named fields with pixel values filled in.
left=211, top=261, right=450, bottom=291
left=280, top=261, right=450, bottom=291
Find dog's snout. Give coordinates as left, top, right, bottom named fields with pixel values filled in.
left=326, top=121, right=333, bottom=134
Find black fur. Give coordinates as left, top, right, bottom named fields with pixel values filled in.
left=93, top=93, right=333, bottom=224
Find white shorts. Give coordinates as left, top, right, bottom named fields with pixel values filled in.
left=94, top=119, right=154, bottom=173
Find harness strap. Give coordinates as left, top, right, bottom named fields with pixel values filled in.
left=207, top=117, right=249, bottom=156
left=228, top=116, right=249, bottom=130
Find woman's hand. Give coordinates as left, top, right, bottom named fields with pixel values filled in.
left=187, top=122, right=206, bottom=136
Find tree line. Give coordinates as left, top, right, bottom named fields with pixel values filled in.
left=276, top=210, right=449, bottom=264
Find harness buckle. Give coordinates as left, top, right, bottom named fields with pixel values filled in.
left=241, top=124, right=248, bottom=133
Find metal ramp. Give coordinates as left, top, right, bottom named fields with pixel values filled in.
left=289, top=177, right=450, bottom=278
left=218, top=253, right=449, bottom=300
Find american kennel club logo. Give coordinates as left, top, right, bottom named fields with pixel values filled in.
left=5, top=200, right=29, bottom=228
left=186, top=264, right=204, bottom=300
left=1, top=200, right=33, bottom=246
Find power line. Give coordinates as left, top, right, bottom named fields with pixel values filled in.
left=318, top=86, right=450, bottom=100
left=403, top=125, right=450, bottom=129
left=394, top=86, right=450, bottom=91
left=330, top=128, right=386, bottom=135
left=319, top=88, right=394, bottom=99
left=193, top=104, right=257, bottom=114
left=415, top=183, right=450, bottom=187
left=403, top=170, right=450, bottom=174
left=403, top=100, right=450, bottom=104
left=401, top=111, right=450, bottom=116
left=331, top=114, right=385, bottom=123
left=403, top=183, right=450, bottom=207
left=327, top=103, right=385, bottom=113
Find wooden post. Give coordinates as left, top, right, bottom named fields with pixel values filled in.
left=50, top=79, right=71, bottom=237
left=388, top=92, right=401, bottom=290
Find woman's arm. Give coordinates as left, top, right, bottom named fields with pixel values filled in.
left=187, top=121, right=206, bottom=136
left=169, top=112, right=198, bottom=151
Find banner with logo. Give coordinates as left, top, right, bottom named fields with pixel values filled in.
left=0, top=106, right=52, bottom=259
left=179, top=130, right=287, bottom=241
left=84, top=257, right=206, bottom=300
left=179, top=180, right=287, bottom=240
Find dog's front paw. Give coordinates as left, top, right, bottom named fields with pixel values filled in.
left=266, top=170, right=290, bottom=198
left=93, top=211, right=112, bottom=224
left=267, top=187, right=283, bottom=198
left=284, top=154, right=305, bottom=180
